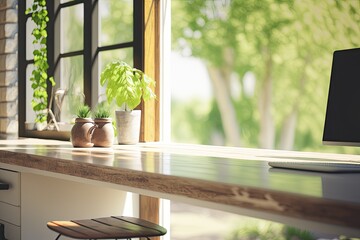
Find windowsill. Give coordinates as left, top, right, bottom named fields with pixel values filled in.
left=22, top=122, right=72, bottom=141
left=22, top=130, right=70, bottom=141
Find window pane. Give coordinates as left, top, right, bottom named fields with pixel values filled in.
left=97, top=48, right=133, bottom=106
left=58, top=56, right=84, bottom=123
left=26, top=0, right=33, bottom=9
left=61, top=4, right=84, bottom=53
left=26, top=19, right=36, bottom=60
left=169, top=3, right=360, bottom=239
left=99, top=0, right=133, bottom=46
left=170, top=0, right=360, bottom=153
left=26, top=64, right=35, bottom=123
left=60, top=0, right=75, bottom=3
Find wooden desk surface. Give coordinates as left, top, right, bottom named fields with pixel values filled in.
left=0, top=138, right=359, bottom=236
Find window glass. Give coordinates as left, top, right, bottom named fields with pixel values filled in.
left=170, top=0, right=360, bottom=154
left=25, top=64, right=35, bottom=123
left=60, top=4, right=84, bottom=53
left=99, top=48, right=133, bottom=71
left=58, top=56, right=84, bottom=122
left=26, top=19, right=36, bottom=60
left=26, top=0, right=33, bottom=9
left=169, top=1, right=360, bottom=238
left=99, top=0, right=133, bottom=46
left=21, top=0, right=139, bottom=138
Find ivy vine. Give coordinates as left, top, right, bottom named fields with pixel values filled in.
left=25, top=0, right=55, bottom=124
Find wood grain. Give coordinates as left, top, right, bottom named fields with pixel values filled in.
left=139, top=0, right=160, bottom=232
left=0, top=139, right=359, bottom=236
left=141, top=1, right=161, bottom=236
left=140, top=0, right=160, bottom=143
left=47, top=216, right=166, bottom=239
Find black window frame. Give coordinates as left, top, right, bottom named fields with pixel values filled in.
left=18, top=0, right=144, bottom=140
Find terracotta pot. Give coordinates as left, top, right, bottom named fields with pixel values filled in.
left=92, top=118, right=114, bottom=147
left=115, top=110, right=141, bottom=144
left=70, top=118, right=95, bottom=148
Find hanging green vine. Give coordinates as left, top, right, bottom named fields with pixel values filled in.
left=25, top=0, right=55, bottom=124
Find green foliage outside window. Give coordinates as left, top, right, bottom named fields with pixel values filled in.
left=171, top=0, right=360, bottom=153
left=61, top=0, right=134, bottom=121
left=227, top=223, right=316, bottom=240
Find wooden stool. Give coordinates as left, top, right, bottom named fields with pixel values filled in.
left=47, top=216, right=167, bottom=240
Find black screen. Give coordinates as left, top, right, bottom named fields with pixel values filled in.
left=323, top=48, right=360, bottom=146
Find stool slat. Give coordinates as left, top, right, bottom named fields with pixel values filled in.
left=47, top=216, right=167, bottom=239
left=48, top=221, right=105, bottom=239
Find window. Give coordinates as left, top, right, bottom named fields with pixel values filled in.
left=18, top=0, right=147, bottom=140
left=165, top=1, right=360, bottom=239
left=169, top=0, right=360, bottom=154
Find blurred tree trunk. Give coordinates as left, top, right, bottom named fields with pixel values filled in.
left=259, top=47, right=275, bottom=149
left=279, top=56, right=309, bottom=150
left=279, top=108, right=298, bottom=150
left=207, top=65, right=241, bottom=147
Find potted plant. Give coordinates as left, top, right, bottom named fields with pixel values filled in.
left=26, top=0, right=56, bottom=130
left=92, top=102, right=114, bottom=147
left=71, top=104, right=94, bottom=148
left=100, top=61, right=156, bottom=144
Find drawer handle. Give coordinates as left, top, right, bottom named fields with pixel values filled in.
left=0, top=182, right=9, bottom=190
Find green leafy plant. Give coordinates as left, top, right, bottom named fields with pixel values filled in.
left=76, top=105, right=91, bottom=118
left=94, top=102, right=111, bottom=118
left=100, top=61, right=156, bottom=111
left=26, top=0, right=55, bottom=124
left=227, top=223, right=316, bottom=240
left=282, top=226, right=315, bottom=240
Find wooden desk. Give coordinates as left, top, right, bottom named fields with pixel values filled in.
left=0, top=139, right=359, bottom=237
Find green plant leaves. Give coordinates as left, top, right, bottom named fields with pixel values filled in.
left=76, top=104, right=92, bottom=118
left=100, top=61, right=156, bottom=111
left=94, top=102, right=111, bottom=118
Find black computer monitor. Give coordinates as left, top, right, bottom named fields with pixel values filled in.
left=323, top=48, right=360, bottom=146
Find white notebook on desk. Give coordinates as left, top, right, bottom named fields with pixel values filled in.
left=268, top=161, right=360, bottom=173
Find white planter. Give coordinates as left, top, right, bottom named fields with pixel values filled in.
left=25, top=122, right=36, bottom=130
left=115, top=110, right=141, bottom=144
left=25, top=120, right=47, bottom=131
left=36, top=122, right=47, bottom=131
left=57, top=122, right=73, bottom=132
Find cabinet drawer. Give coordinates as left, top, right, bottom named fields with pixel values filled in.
left=0, top=201, right=20, bottom=226
left=0, top=219, right=20, bottom=240
left=0, top=168, right=20, bottom=206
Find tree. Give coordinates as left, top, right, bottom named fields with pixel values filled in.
left=171, top=0, right=360, bottom=151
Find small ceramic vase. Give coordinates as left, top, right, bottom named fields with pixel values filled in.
left=71, top=118, right=95, bottom=148
left=92, top=118, right=114, bottom=147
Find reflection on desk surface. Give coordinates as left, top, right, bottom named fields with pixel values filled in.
left=0, top=140, right=359, bottom=205
left=269, top=168, right=360, bottom=204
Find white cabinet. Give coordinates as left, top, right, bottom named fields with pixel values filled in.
left=0, top=167, right=132, bottom=240
left=0, top=220, right=20, bottom=240
left=0, top=168, right=21, bottom=240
